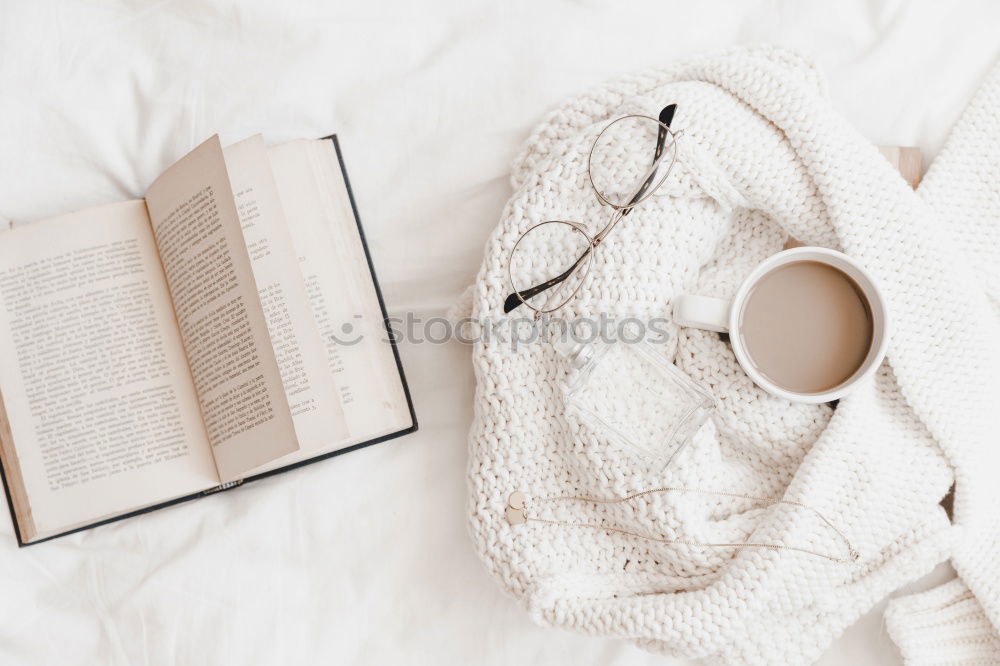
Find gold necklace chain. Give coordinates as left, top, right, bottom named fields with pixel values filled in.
left=505, top=487, right=860, bottom=564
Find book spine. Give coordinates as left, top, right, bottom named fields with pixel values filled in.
left=202, top=479, right=244, bottom=495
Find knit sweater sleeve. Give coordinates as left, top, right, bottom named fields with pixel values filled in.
left=886, top=579, right=1000, bottom=665
left=886, top=58, right=1000, bottom=664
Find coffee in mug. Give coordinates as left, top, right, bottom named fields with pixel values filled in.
left=673, top=247, right=888, bottom=403
left=739, top=260, right=873, bottom=394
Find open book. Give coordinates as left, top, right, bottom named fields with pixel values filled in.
left=0, top=135, right=416, bottom=545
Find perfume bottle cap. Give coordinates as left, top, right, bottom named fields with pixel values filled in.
left=553, top=337, right=593, bottom=369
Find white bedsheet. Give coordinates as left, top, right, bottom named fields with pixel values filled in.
left=0, top=1, right=997, bottom=664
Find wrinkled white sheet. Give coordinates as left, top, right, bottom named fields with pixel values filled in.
left=0, top=1, right=998, bottom=664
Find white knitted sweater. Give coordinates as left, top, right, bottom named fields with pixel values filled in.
left=465, top=47, right=1000, bottom=665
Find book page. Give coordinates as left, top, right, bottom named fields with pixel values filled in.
left=145, top=136, right=298, bottom=481
left=0, top=201, right=219, bottom=541
left=222, top=136, right=348, bottom=449
left=250, top=139, right=412, bottom=473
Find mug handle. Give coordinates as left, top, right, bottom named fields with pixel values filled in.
left=673, top=295, right=732, bottom=333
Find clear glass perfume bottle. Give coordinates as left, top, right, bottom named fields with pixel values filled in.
left=555, top=338, right=715, bottom=472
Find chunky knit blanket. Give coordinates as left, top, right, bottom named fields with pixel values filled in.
left=464, top=47, right=1000, bottom=664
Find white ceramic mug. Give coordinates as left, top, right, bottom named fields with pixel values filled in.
left=673, top=247, right=889, bottom=403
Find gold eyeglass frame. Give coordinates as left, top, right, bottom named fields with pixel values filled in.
left=504, top=107, right=682, bottom=316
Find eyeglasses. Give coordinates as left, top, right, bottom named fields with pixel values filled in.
left=504, top=104, right=682, bottom=316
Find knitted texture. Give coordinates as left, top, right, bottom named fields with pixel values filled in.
left=886, top=579, right=1000, bottom=665
left=882, top=52, right=1000, bottom=665
left=466, top=47, right=1000, bottom=665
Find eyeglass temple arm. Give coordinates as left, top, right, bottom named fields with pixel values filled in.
left=622, top=103, right=676, bottom=216
left=502, top=104, right=676, bottom=314
left=502, top=246, right=594, bottom=313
